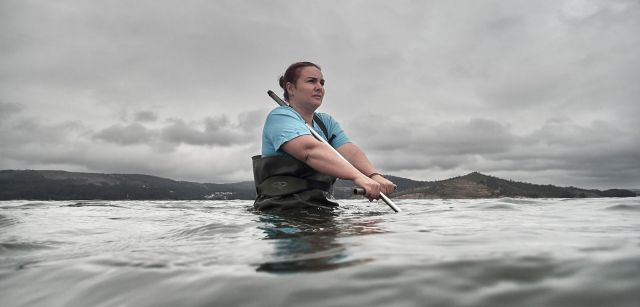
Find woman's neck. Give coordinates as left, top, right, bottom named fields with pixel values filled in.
left=289, top=103, right=315, bottom=125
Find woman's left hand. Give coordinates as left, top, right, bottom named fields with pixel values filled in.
left=371, top=174, right=396, bottom=195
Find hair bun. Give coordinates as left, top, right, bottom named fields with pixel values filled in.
left=278, top=75, right=286, bottom=89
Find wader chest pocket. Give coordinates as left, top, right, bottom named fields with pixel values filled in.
left=258, top=176, right=331, bottom=196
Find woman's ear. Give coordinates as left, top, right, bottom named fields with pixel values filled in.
left=286, top=82, right=295, bottom=98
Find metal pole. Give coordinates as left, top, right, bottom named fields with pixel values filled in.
left=267, top=90, right=401, bottom=212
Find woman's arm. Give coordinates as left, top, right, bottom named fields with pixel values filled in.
left=281, top=135, right=382, bottom=200
left=337, top=143, right=396, bottom=195
left=336, top=143, right=376, bottom=176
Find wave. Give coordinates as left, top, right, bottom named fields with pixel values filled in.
left=604, top=204, right=640, bottom=211
left=0, top=202, right=51, bottom=209
left=256, top=256, right=373, bottom=273
left=0, top=242, right=56, bottom=252
left=64, top=202, right=124, bottom=208
left=90, top=258, right=169, bottom=269
left=0, top=214, right=17, bottom=229
left=165, top=222, right=248, bottom=241
left=498, top=198, right=545, bottom=205
left=483, top=204, right=520, bottom=210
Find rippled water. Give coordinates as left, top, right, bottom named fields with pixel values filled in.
left=1, top=198, right=639, bottom=307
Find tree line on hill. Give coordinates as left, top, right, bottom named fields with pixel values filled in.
left=0, top=170, right=635, bottom=201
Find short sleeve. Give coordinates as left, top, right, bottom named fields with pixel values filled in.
left=261, top=107, right=311, bottom=156
left=315, top=112, right=350, bottom=148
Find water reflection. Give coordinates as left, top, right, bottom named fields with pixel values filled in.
left=256, top=208, right=376, bottom=273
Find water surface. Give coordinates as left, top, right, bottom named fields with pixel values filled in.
left=1, top=198, right=639, bottom=307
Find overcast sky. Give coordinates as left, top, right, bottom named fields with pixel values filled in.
left=1, top=0, right=638, bottom=189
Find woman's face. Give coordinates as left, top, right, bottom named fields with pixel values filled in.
left=288, top=66, right=325, bottom=110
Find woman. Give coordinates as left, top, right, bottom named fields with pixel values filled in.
left=252, top=61, right=395, bottom=211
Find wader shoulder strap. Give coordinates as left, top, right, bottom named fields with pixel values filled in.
left=312, top=114, right=336, bottom=145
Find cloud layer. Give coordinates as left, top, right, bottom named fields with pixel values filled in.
left=1, top=0, right=638, bottom=188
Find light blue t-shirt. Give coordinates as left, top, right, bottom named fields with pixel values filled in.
left=261, top=106, right=350, bottom=157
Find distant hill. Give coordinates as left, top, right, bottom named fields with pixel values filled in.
left=391, top=172, right=636, bottom=199
left=0, top=170, right=635, bottom=200
left=0, top=170, right=255, bottom=200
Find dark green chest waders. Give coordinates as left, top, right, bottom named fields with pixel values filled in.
left=252, top=114, right=338, bottom=211
left=252, top=155, right=338, bottom=210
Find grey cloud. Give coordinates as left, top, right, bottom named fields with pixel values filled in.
left=525, top=118, right=624, bottom=147
left=349, top=116, right=516, bottom=156
left=373, top=151, right=473, bottom=173
left=0, top=116, right=257, bottom=183
left=91, top=111, right=266, bottom=147
left=0, top=117, right=85, bottom=146
left=487, top=149, right=640, bottom=189
left=0, top=0, right=294, bottom=116
left=422, top=119, right=517, bottom=155
left=237, top=109, right=268, bottom=133
left=346, top=116, right=520, bottom=177
left=477, top=2, right=639, bottom=112
left=134, top=111, right=158, bottom=122
left=1, top=1, right=639, bottom=188
left=203, top=116, right=230, bottom=131
left=484, top=120, right=638, bottom=188
left=161, top=117, right=247, bottom=147
left=357, top=115, right=639, bottom=188
left=0, top=116, right=93, bottom=172
left=0, top=102, right=22, bottom=118
left=94, top=123, right=154, bottom=145
left=508, top=119, right=639, bottom=174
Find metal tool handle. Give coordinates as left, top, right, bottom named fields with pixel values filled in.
left=353, top=188, right=401, bottom=213
left=267, top=90, right=401, bottom=212
left=353, top=185, right=397, bottom=195
left=268, top=90, right=287, bottom=106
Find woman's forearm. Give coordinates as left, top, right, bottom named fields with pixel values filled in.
left=336, top=143, right=378, bottom=176
left=281, top=135, right=384, bottom=200
left=337, top=142, right=396, bottom=195
left=282, top=135, right=365, bottom=181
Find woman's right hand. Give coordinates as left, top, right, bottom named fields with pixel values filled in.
left=353, top=175, right=381, bottom=201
